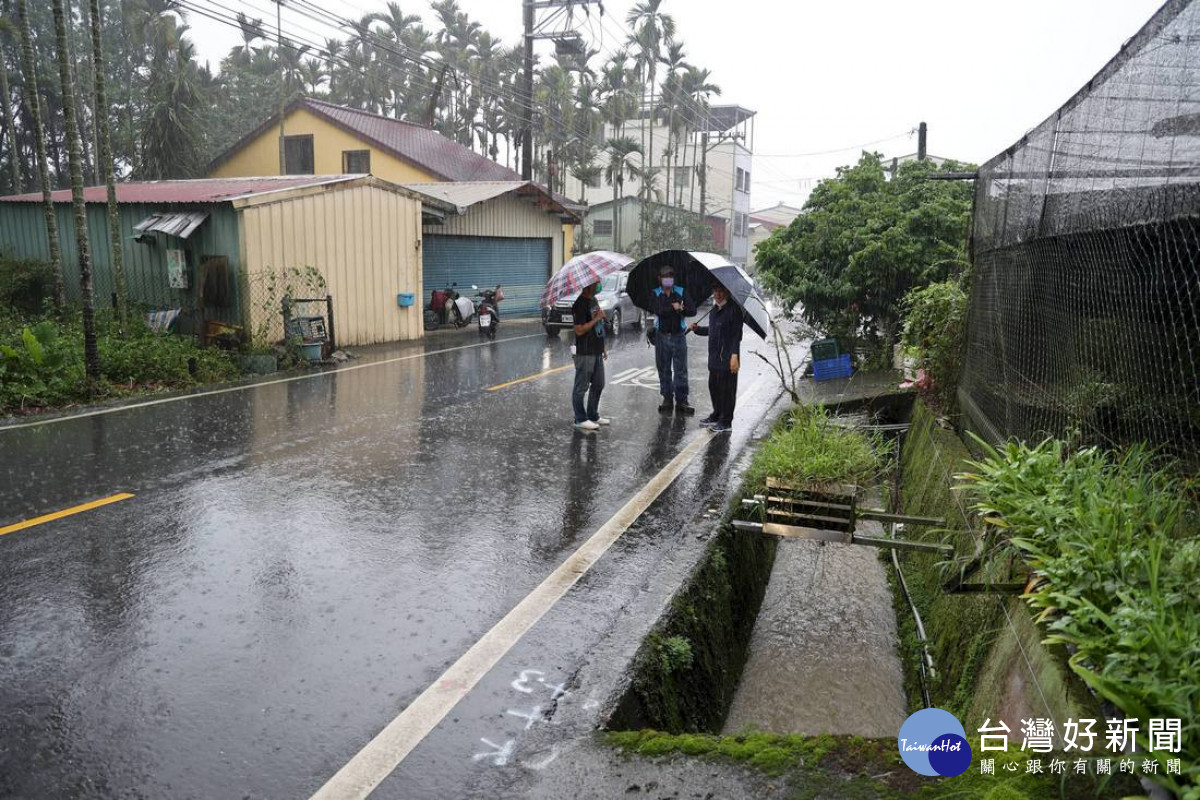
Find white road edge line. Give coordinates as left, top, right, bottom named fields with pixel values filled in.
left=309, top=376, right=773, bottom=800
left=0, top=334, right=546, bottom=433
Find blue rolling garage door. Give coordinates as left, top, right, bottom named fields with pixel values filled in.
left=423, top=235, right=552, bottom=318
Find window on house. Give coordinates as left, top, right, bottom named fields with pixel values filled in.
left=593, top=219, right=613, bottom=236
left=343, top=149, right=370, bottom=174
left=284, top=135, right=314, bottom=175
left=743, top=170, right=751, bottom=193
left=674, top=166, right=690, bottom=189
left=735, top=167, right=745, bottom=192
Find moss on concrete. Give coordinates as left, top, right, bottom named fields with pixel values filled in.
left=894, top=400, right=1099, bottom=725
left=606, top=515, right=777, bottom=732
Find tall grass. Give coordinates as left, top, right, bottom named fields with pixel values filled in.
left=744, top=406, right=891, bottom=491
left=959, top=438, right=1200, bottom=798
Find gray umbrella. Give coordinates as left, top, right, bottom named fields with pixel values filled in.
left=706, top=263, right=771, bottom=339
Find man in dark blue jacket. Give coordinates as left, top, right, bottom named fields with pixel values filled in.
left=689, top=281, right=743, bottom=433
left=651, top=265, right=697, bottom=414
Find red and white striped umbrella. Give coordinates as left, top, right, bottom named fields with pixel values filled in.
left=539, top=250, right=633, bottom=309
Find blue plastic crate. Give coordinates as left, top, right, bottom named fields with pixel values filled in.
left=813, top=353, right=853, bottom=382
left=397, top=292, right=415, bottom=307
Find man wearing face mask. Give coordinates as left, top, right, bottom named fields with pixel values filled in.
left=650, top=264, right=697, bottom=415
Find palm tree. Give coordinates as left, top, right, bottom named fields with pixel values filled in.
left=604, top=136, right=641, bottom=252
left=657, top=40, right=688, bottom=206
left=300, top=57, right=326, bottom=95
left=626, top=0, right=674, bottom=242
left=52, top=0, right=100, bottom=384
left=229, top=11, right=265, bottom=67
left=15, top=0, right=64, bottom=307
left=140, top=28, right=205, bottom=178
left=88, top=0, right=126, bottom=328
left=371, top=2, right=419, bottom=116
left=0, top=19, right=21, bottom=194
left=626, top=2, right=674, bottom=168
left=681, top=66, right=719, bottom=212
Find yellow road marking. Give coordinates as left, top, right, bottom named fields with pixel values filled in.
left=486, top=363, right=573, bottom=392
left=310, top=375, right=774, bottom=800
left=0, top=493, right=135, bottom=536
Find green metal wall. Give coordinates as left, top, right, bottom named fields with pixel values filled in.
left=0, top=201, right=244, bottom=325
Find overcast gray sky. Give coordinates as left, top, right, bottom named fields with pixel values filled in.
left=188, top=0, right=1165, bottom=209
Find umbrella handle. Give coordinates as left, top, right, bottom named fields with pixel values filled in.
left=685, top=307, right=713, bottom=334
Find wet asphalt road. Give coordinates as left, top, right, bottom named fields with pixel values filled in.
left=0, top=321, right=788, bottom=799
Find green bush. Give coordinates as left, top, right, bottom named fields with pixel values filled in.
left=901, top=278, right=967, bottom=412
left=959, top=438, right=1200, bottom=798
left=0, top=255, right=57, bottom=318
left=0, top=320, right=84, bottom=410
left=1, top=313, right=240, bottom=413
left=744, top=406, right=891, bottom=491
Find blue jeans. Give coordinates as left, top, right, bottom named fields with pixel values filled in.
left=655, top=331, right=689, bottom=402
left=572, top=354, right=605, bottom=423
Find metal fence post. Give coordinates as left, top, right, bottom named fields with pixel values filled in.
left=326, top=294, right=336, bottom=353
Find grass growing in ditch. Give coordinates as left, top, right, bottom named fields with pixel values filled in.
left=744, top=405, right=892, bottom=491
left=607, top=730, right=1142, bottom=798
left=960, top=437, right=1200, bottom=798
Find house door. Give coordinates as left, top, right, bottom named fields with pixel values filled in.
left=423, top=235, right=552, bottom=318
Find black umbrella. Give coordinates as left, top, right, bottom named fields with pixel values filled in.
left=626, top=250, right=724, bottom=313
left=706, top=263, right=771, bottom=339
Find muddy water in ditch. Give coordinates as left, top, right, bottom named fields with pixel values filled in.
left=721, top=514, right=909, bottom=738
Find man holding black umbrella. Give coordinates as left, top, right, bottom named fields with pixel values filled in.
left=690, top=280, right=744, bottom=433
left=650, top=264, right=697, bottom=415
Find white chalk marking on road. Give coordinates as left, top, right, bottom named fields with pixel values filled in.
left=0, top=334, right=545, bottom=433
left=308, top=378, right=771, bottom=800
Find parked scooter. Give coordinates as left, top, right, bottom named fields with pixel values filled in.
left=476, top=284, right=504, bottom=340
left=439, top=282, right=476, bottom=328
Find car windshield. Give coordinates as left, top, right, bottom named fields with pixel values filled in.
left=600, top=274, right=621, bottom=294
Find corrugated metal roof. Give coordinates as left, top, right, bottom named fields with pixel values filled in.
left=403, top=181, right=580, bottom=221
left=133, top=211, right=210, bottom=239
left=0, top=175, right=364, bottom=205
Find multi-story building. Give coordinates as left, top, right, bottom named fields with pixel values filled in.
left=561, top=104, right=756, bottom=264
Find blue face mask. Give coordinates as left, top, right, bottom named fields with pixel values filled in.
left=661, top=277, right=675, bottom=290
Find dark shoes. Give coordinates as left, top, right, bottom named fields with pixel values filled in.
left=712, top=422, right=732, bottom=434
left=700, top=415, right=718, bottom=428
left=676, top=401, right=696, bottom=416
left=659, top=396, right=674, bottom=413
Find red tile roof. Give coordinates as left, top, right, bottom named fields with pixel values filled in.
left=0, top=175, right=360, bottom=204
left=210, top=97, right=523, bottom=183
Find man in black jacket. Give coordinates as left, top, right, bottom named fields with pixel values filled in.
left=689, top=281, right=743, bottom=433
left=650, top=265, right=697, bottom=414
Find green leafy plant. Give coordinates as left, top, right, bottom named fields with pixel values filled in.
left=744, top=405, right=891, bottom=492
left=958, top=437, right=1200, bottom=798
left=901, top=278, right=967, bottom=412
left=658, top=635, right=694, bottom=675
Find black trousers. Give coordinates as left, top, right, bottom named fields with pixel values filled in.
left=708, top=368, right=738, bottom=425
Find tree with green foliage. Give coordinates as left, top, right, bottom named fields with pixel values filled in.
left=755, top=153, right=974, bottom=364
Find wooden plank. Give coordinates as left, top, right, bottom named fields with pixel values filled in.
left=762, top=522, right=851, bottom=543
left=765, top=495, right=854, bottom=512
left=766, top=477, right=858, bottom=498
left=767, top=508, right=854, bottom=528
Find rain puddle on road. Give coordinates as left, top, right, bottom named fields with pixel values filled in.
left=721, top=519, right=909, bottom=737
